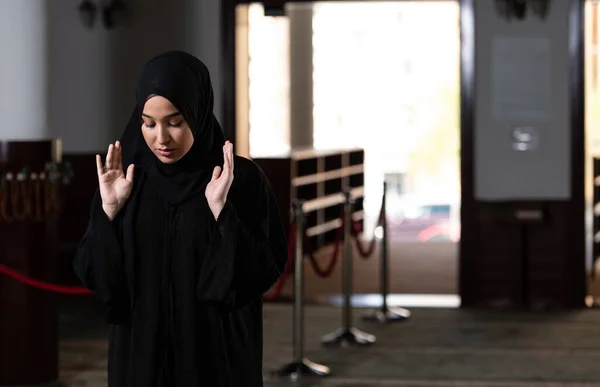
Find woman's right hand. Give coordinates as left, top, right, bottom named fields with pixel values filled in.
left=96, top=141, right=135, bottom=220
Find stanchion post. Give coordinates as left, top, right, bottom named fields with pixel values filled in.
left=381, top=181, right=390, bottom=311
left=364, top=181, right=411, bottom=323
left=342, top=187, right=353, bottom=332
left=293, top=199, right=305, bottom=363
left=277, top=199, right=331, bottom=380
left=321, top=187, right=376, bottom=347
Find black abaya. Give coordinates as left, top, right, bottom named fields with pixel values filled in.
left=74, top=156, right=287, bottom=386
left=72, top=51, right=288, bottom=386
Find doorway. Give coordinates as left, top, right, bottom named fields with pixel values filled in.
left=234, top=1, right=461, bottom=304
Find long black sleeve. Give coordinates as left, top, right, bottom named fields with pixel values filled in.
left=196, top=161, right=288, bottom=309
left=72, top=190, right=128, bottom=306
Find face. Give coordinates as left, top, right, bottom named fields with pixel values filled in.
left=141, top=95, right=194, bottom=164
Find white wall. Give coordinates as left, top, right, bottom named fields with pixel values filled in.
left=2, top=0, right=221, bottom=152
left=0, top=0, right=49, bottom=140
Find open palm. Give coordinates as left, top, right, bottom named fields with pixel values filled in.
left=96, top=141, right=135, bottom=211
left=206, top=141, right=234, bottom=216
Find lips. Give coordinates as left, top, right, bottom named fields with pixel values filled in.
left=157, top=148, right=175, bottom=156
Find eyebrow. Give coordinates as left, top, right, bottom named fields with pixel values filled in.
left=141, top=112, right=183, bottom=119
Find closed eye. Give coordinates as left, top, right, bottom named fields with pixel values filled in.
left=142, top=120, right=182, bottom=129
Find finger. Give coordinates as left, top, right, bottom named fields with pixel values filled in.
left=115, top=141, right=123, bottom=172
left=212, top=166, right=221, bottom=181
left=125, top=164, right=135, bottom=183
left=106, top=144, right=114, bottom=170
left=228, top=143, right=234, bottom=174
left=222, top=145, right=229, bottom=175
left=96, top=154, right=104, bottom=176
left=110, top=142, right=118, bottom=170
left=226, top=149, right=232, bottom=177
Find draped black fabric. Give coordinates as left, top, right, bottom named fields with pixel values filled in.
left=73, top=51, right=288, bottom=387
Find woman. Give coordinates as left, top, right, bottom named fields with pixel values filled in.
left=73, top=51, right=288, bottom=386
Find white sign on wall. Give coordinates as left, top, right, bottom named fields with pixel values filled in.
left=491, top=37, right=552, bottom=122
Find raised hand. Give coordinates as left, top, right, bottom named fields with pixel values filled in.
left=96, top=141, right=135, bottom=220
left=206, top=141, right=234, bottom=219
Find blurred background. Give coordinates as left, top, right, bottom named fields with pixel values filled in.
left=2, top=0, right=600, bottom=386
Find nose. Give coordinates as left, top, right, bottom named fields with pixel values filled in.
left=156, top=125, right=171, bottom=145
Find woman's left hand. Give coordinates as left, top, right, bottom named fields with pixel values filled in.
left=206, top=141, right=235, bottom=219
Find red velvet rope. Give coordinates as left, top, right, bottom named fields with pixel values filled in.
left=304, top=219, right=343, bottom=278
left=264, top=200, right=386, bottom=300
left=263, top=216, right=344, bottom=300
left=0, top=264, right=92, bottom=295
left=351, top=203, right=385, bottom=259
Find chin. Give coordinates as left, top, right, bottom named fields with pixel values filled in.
left=155, top=154, right=180, bottom=164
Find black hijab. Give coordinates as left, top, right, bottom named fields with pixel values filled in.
left=119, top=51, right=225, bottom=205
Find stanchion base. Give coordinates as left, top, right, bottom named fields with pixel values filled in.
left=321, top=327, right=376, bottom=348
left=275, top=358, right=331, bottom=381
left=363, top=306, right=411, bottom=323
